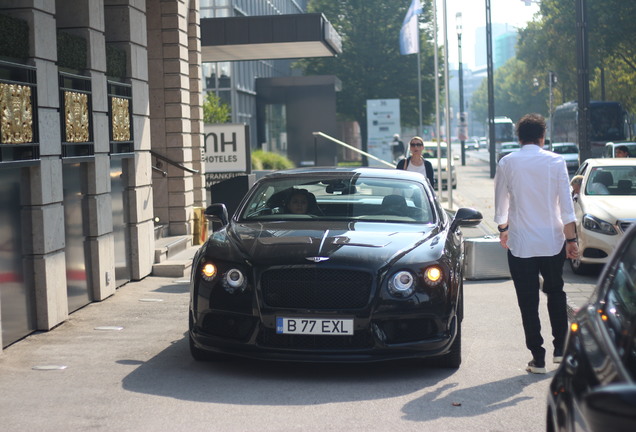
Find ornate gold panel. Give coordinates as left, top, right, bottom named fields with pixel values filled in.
left=0, top=83, right=34, bottom=144
left=64, top=91, right=89, bottom=142
left=111, top=97, right=130, bottom=141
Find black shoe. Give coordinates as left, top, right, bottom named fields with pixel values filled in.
left=526, top=359, right=547, bottom=374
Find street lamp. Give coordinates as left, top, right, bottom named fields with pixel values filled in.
left=456, top=12, right=466, bottom=166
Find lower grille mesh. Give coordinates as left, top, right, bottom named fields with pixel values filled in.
left=261, top=268, right=372, bottom=309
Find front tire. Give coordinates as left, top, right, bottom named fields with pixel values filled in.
left=569, top=257, right=599, bottom=275
left=427, top=322, right=462, bottom=369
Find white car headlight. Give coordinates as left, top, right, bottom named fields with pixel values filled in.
left=582, top=214, right=617, bottom=235
left=388, top=271, right=415, bottom=297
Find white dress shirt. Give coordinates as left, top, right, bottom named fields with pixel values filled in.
left=494, top=144, right=576, bottom=258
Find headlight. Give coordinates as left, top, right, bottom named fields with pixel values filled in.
left=582, top=214, right=617, bottom=235
left=388, top=271, right=415, bottom=297
left=201, top=262, right=217, bottom=281
left=223, top=268, right=247, bottom=294
left=423, top=265, right=443, bottom=286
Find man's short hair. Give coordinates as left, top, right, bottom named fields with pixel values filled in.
left=617, top=145, right=630, bottom=155
left=516, top=113, right=546, bottom=144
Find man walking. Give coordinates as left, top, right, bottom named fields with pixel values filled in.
left=494, top=113, right=579, bottom=374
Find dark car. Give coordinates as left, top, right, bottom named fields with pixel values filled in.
left=189, top=167, right=482, bottom=367
left=546, top=224, right=636, bottom=432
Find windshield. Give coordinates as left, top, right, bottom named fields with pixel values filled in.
left=239, top=174, right=435, bottom=224
left=585, top=166, right=636, bottom=196
left=422, top=146, right=448, bottom=159
left=552, top=145, right=578, bottom=154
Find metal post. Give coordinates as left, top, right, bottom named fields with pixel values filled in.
left=486, top=0, right=496, bottom=178
left=432, top=0, right=442, bottom=198
left=548, top=71, right=555, bottom=151
left=442, top=0, right=453, bottom=208
left=576, top=0, right=591, bottom=162
left=457, top=12, right=465, bottom=166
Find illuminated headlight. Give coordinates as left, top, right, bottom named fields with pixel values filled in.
left=423, top=265, right=443, bottom=286
left=388, top=271, right=415, bottom=297
left=223, top=268, right=247, bottom=294
left=201, top=262, right=217, bottom=281
left=582, top=214, right=617, bottom=235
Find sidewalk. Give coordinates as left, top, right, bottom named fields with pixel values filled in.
left=448, top=151, right=597, bottom=316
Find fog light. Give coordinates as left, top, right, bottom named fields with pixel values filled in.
left=388, top=271, right=415, bottom=297
left=201, top=263, right=217, bottom=281
left=571, top=322, right=579, bottom=332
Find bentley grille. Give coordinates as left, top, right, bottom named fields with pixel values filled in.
left=260, top=268, right=373, bottom=309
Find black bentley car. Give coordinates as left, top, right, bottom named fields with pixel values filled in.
left=547, top=224, right=636, bottom=432
left=189, top=167, right=482, bottom=367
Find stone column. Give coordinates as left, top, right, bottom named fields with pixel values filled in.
left=9, top=0, right=69, bottom=329
left=147, top=0, right=196, bottom=236
left=56, top=0, right=117, bottom=300
left=188, top=0, right=206, bottom=208
left=105, top=0, right=155, bottom=280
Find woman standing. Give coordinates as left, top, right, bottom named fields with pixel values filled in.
left=396, top=136, right=435, bottom=187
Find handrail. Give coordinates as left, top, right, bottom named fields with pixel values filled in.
left=150, top=150, right=199, bottom=174
left=312, top=131, right=396, bottom=168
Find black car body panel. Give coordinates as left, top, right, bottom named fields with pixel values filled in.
left=189, top=167, right=482, bottom=365
left=547, top=224, right=636, bottom=432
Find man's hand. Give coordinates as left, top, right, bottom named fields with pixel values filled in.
left=499, top=231, right=509, bottom=249
left=566, top=241, right=579, bottom=260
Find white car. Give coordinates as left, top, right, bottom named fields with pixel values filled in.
left=550, top=142, right=579, bottom=172
left=422, top=142, right=457, bottom=189
left=570, top=158, right=636, bottom=274
left=603, top=141, right=636, bottom=158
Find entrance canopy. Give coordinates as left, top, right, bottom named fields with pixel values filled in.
left=201, top=13, right=342, bottom=62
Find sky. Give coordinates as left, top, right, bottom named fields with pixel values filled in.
left=435, top=0, right=541, bottom=69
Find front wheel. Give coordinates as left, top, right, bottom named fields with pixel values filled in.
left=569, top=257, right=596, bottom=275
left=426, top=323, right=462, bottom=369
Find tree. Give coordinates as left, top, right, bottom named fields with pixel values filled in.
left=470, top=57, right=548, bottom=124
left=298, top=0, right=440, bottom=146
left=202, top=91, right=231, bottom=124
left=516, top=0, right=636, bottom=112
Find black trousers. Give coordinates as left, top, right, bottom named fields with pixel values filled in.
left=507, top=246, right=569, bottom=363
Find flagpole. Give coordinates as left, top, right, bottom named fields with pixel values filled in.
left=432, top=0, right=442, bottom=198
left=417, top=49, right=422, bottom=137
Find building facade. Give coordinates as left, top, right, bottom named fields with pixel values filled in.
left=0, top=0, right=340, bottom=353
left=0, top=0, right=205, bottom=351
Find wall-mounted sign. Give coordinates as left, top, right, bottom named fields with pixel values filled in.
left=203, top=123, right=251, bottom=186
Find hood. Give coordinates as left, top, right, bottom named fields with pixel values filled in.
left=581, top=195, right=636, bottom=222
left=214, top=220, right=443, bottom=267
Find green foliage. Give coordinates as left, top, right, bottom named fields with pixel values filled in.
left=517, top=0, right=636, bottom=113
left=57, top=31, right=87, bottom=71
left=298, top=0, right=440, bottom=135
left=106, top=44, right=127, bottom=79
left=203, top=91, right=231, bottom=124
left=252, top=149, right=294, bottom=170
left=471, top=57, right=548, bottom=124
left=0, top=14, right=29, bottom=60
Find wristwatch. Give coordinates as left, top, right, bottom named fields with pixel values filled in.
left=497, top=225, right=509, bottom=233
left=566, top=237, right=578, bottom=243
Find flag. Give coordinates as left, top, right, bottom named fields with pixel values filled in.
left=399, top=0, right=423, bottom=55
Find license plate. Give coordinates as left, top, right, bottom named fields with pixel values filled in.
left=276, top=317, right=354, bottom=335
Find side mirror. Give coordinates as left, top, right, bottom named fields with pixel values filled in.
left=583, top=384, right=636, bottom=432
left=450, top=207, right=483, bottom=232
left=204, top=203, right=229, bottom=226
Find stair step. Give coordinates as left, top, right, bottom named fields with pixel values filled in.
left=152, top=245, right=200, bottom=278
left=154, top=235, right=192, bottom=263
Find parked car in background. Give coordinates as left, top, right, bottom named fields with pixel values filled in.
left=570, top=158, right=636, bottom=274
left=422, top=142, right=458, bottom=189
left=478, top=137, right=488, bottom=149
left=546, top=223, right=636, bottom=432
left=189, top=167, right=482, bottom=367
left=496, top=141, right=520, bottom=161
left=464, top=138, right=479, bottom=151
left=550, top=142, right=580, bottom=172
left=603, top=141, right=636, bottom=158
